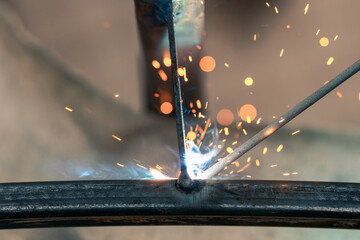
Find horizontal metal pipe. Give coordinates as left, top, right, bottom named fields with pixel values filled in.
left=0, top=180, right=360, bottom=229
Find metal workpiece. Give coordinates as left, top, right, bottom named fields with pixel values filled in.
left=1, top=180, right=360, bottom=229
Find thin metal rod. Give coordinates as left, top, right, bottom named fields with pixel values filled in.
left=167, top=1, right=193, bottom=189
left=199, top=59, right=360, bottom=179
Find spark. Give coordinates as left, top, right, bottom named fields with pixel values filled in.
left=292, top=130, right=301, bottom=135
left=163, top=51, right=171, bottom=67
left=263, top=147, right=268, bottom=155
left=196, top=45, right=202, bottom=50
left=196, top=100, right=202, bottom=109
left=286, top=25, right=291, bottom=29
left=270, top=164, right=278, bottom=168
left=280, top=48, right=284, bottom=57
left=152, top=60, right=161, bottom=69
left=177, top=67, right=184, bottom=76
left=189, top=56, right=193, bottom=62
left=304, top=3, right=309, bottom=15
left=266, top=2, right=270, bottom=7
left=247, top=157, right=251, bottom=163
left=149, top=168, right=169, bottom=179
left=154, top=93, right=160, bottom=98
left=237, top=163, right=251, bottom=173
left=327, top=57, right=334, bottom=66
left=65, top=107, right=73, bottom=112
left=274, top=6, right=279, bottom=14
left=324, top=80, right=329, bottom=85
left=205, top=101, right=209, bottom=109
left=255, top=159, right=260, bottom=167
left=226, top=147, right=234, bottom=154
left=232, top=141, right=238, bottom=145
left=136, top=163, right=147, bottom=170
left=253, top=33, right=257, bottom=41
left=277, top=144, right=283, bottom=152
left=283, top=172, right=290, bottom=176
left=316, top=29, right=320, bottom=36
left=116, top=163, right=124, bottom=167
left=246, top=116, right=251, bottom=124
left=256, top=117, right=262, bottom=125
left=279, top=117, right=285, bottom=123
left=112, top=135, right=122, bottom=142
left=336, top=91, right=343, bottom=99
left=358, top=92, right=360, bottom=102
left=292, top=172, right=299, bottom=175
left=334, top=35, right=339, bottom=41
left=224, top=127, right=229, bottom=136
left=224, top=63, right=229, bottom=67
left=243, top=129, right=247, bottom=135
left=158, top=69, right=168, bottom=81
left=114, top=94, right=119, bottom=98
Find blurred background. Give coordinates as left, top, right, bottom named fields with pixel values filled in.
left=0, top=0, right=359, bottom=239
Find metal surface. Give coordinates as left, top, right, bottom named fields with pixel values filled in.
left=200, top=59, right=360, bottom=179
left=1, top=180, right=360, bottom=229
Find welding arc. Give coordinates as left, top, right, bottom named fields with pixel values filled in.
left=199, top=59, right=360, bottom=179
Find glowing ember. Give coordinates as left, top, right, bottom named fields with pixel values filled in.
left=263, top=147, right=268, bottom=155
left=177, top=67, right=184, bottom=76
left=239, top=104, right=257, bottom=122
left=65, top=107, right=73, bottom=112
left=189, top=56, right=193, bottom=62
left=217, top=109, right=234, bottom=126
left=327, top=57, right=334, bottom=65
left=112, top=135, right=122, bottom=142
left=163, top=51, right=171, bottom=67
left=255, top=159, right=260, bottom=167
left=200, top=56, right=216, bottom=72
left=160, top=102, right=173, bottom=114
left=336, top=91, right=343, bottom=99
left=114, top=94, right=119, bottom=98
left=116, top=163, right=124, bottom=167
left=158, top=70, right=168, bottom=81
left=334, top=35, right=339, bottom=41
left=187, top=131, right=196, bottom=141
left=319, top=37, right=329, bottom=47
left=224, top=63, right=229, bottom=67
left=274, top=6, right=278, bottom=14
left=226, top=147, right=233, bottom=153
left=244, top=77, right=254, bottom=86
left=266, top=2, right=270, bottom=7
left=304, top=3, right=310, bottom=15
left=286, top=25, right=291, bottom=29
left=292, top=130, right=301, bottom=135
left=152, top=60, right=161, bottom=69
left=316, top=29, right=320, bottom=36
left=277, top=144, right=284, bottom=152
left=196, top=100, right=202, bottom=109
left=280, top=49, right=284, bottom=57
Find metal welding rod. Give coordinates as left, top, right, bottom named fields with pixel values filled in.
left=166, top=1, right=193, bottom=190
left=199, top=59, right=360, bottom=179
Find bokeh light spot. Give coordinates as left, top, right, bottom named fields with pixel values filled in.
left=319, top=37, right=329, bottom=47
left=239, top=104, right=257, bottom=123
left=160, top=102, right=173, bottom=114
left=244, top=77, right=254, bottom=86
left=217, top=109, right=234, bottom=126
left=200, top=56, right=216, bottom=72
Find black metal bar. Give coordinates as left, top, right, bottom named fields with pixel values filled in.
left=1, top=180, right=360, bottom=229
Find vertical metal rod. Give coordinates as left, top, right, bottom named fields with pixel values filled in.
left=199, top=59, right=360, bottom=179
left=167, top=1, right=193, bottom=189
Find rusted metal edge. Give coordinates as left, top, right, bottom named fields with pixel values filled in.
left=0, top=180, right=360, bottom=229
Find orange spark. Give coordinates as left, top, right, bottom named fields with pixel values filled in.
left=163, top=51, right=171, bottom=67
left=237, top=162, right=251, bottom=173
left=292, top=130, right=300, bottom=135
left=263, top=147, right=268, bottom=155
left=304, top=4, right=309, bottom=15
left=160, top=102, right=173, bottom=114
left=152, top=60, right=161, bottom=69
left=336, top=91, right=343, bottom=99
left=196, top=100, right=202, bottom=109
left=158, top=70, right=168, bottom=81
left=327, top=57, right=334, bottom=65
left=112, top=135, right=122, bottom=142
left=136, top=163, right=147, bottom=170
left=200, top=56, right=216, bottom=72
